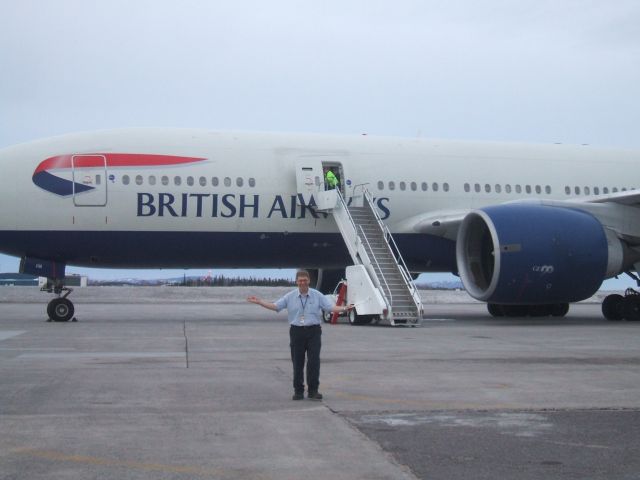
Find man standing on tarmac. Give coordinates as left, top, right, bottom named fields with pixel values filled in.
left=247, top=270, right=353, bottom=401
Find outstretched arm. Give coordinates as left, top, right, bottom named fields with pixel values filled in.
left=247, top=296, right=278, bottom=312
left=330, top=303, right=355, bottom=314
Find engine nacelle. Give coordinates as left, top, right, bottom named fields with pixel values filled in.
left=307, top=268, right=345, bottom=294
left=456, top=204, right=619, bottom=304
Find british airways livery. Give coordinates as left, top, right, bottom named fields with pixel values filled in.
left=0, top=128, right=639, bottom=322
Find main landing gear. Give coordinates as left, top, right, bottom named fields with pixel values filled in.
left=487, top=303, right=570, bottom=317
left=602, top=271, right=640, bottom=321
left=43, top=279, right=76, bottom=322
left=602, top=289, right=640, bottom=321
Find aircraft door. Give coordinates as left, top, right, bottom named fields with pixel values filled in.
left=295, top=158, right=323, bottom=206
left=72, top=154, right=107, bottom=206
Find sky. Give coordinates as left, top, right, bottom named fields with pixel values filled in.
left=1, top=0, right=639, bottom=288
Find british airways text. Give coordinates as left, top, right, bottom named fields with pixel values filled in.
left=137, top=193, right=391, bottom=220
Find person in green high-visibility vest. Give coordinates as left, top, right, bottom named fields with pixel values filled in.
left=325, top=169, right=338, bottom=190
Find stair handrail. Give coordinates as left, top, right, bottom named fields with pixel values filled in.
left=334, top=188, right=358, bottom=238
left=361, top=188, right=423, bottom=314
left=351, top=183, right=369, bottom=202
left=356, top=223, right=393, bottom=309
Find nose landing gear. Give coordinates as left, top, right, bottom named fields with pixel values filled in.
left=43, top=279, right=76, bottom=322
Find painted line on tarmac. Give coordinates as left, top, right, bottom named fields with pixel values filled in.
left=0, top=330, right=26, bottom=341
left=17, top=352, right=184, bottom=359
left=11, top=447, right=271, bottom=479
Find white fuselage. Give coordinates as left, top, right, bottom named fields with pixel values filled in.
left=0, top=128, right=638, bottom=270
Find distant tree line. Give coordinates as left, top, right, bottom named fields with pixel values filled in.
left=182, top=275, right=295, bottom=287
left=88, top=276, right=295, bottom=287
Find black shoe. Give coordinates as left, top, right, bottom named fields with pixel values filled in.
left=308, top=391, right=323, bottom=400
left=292, top=392, right=304, bottom=400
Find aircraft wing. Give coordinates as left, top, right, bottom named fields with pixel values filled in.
left=395, top=209, right=468, bottom=241
left=588, top=189, right=640, bottom=207
left=399, top=190, right=640, bottom=245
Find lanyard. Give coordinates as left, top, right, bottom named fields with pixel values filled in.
left=299, top=294, right=309, bottom=314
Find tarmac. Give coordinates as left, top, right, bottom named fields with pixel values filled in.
left=0, top=286, right=639, bottom=480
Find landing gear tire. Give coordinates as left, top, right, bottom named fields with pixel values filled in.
left=501, top=305, right=529, bottom=317
left=323, top=310, right=332, bottom=323
left=488, top=303, right=569, bottom=318
left=528, top=305, right=551, bottom=317
left=47, top=298, right=74, bottom=322
left=622, top=295, right=640, bottom=321
left=602, top=294, right=625, bottom=321
left=550, top=303, right=570, bottom=317
left=348, top=309, right=359, bottom=325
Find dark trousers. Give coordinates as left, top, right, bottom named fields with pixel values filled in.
left=289, top=325, right=321, bottom=394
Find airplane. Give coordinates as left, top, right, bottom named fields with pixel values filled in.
left=0, top=127, right=639, bottom=322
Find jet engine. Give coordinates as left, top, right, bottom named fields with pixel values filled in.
left=307, top=268, right=345, bottom=294
left=456, top=204, right=625, bottom=304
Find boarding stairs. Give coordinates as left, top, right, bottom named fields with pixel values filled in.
left=316, top=187, right=423, bottom=326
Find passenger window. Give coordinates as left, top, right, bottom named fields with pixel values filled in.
left=399, top=181, right=406, bottom=191
left=388, top=181, right=395, bottom=190
left=474, top=183, right=480, bottom=193
left=421, top=182, right=428, bottom=191
left=237, top=177, right=243, bottom=187
left=161, top=176, right=169, bottom=186
left=515, top=185, right=522, bottom=194
left=187, top=176, right=194, bottom=186
left=199, top=176, right=207, bottom=187
left=174, top=176, right=182, bottom=186
left=224, top=177, right=231, bottom=187
left=122, top=175, right=130, bottom=185
left=212, top=177, right=219, bottom=187
left=603, top=187, right=609, bottom=194
left=565, top=186, right=571, bottom=195
left=545, top=186, right=551, bottom=194
left=249, top=178, right=256, bottom=187
left=612, top=187, right=619, bottom=193
left=149, top=176, right=156, bottom=186
left=485, top=184, right=491, bottom=193
left=584, top=186, right=591, bottom=195
left=574, top=186, right=581, bottom=195
left=594, top=187, right=600, bottom=195
left=464, top=183, right=470, bottom=193
left=535, top=185, right=541, bottom=194
left=525, top=185, right=531, bottom=194
left=505, top=185, right=512, bottom=193
left=410, top=182, right=417, bottom=191
left=378, top=181, right=384, bottom=190
left=136, top=175, right=143, bottom=185
left=432, top=183, right=439, bottom=192
left=495, top=184, right=501, bottom=193
left=443, top=183, right=449, bottom=192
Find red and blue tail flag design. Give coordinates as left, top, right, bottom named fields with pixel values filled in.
left=33, top=153, right=206, bottom=196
